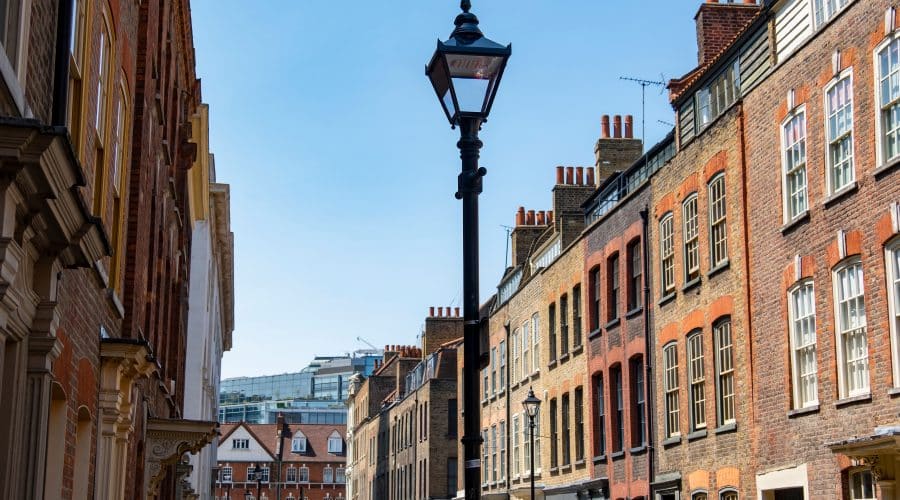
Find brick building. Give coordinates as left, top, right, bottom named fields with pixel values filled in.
left=0, top=0, right=231, bottom=498
left=214, top=420, right=347, bottom=500
left=740, top=0, right=900, bottom=497
left=649, top=3, right=760, bottom=499
left=582, top=124, right=674, bottom=500
left=346, top=312, right=462, bottom=500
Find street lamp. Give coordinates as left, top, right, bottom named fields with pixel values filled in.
left=426, top=2, right=510, bottom=499
left=522, top=388, right=541, bottom=500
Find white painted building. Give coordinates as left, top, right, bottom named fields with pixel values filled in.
left=184, top=104, right=235, bottom=499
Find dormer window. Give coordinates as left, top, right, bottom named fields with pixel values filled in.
left=291, top=434, right=307, bottom=453
left=327, top=431, right=343, bottom=453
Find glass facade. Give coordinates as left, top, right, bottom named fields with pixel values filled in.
left=219, top=350, right=382, bottom=423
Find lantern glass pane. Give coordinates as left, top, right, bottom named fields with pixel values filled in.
left=428, top=57, right=454, bottom=118
left=446, top=54, right=503, bottom=114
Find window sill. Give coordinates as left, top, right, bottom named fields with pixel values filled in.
left=572, top=344, right=584, bottom=356
left=707, top=260, right=730, bottom=280
left=510, top=381, right=520, bottom=392
left=548, top=359, right=557, bottom=370
left=587, top=328, right=603, bottom=340
left=874, top=156, right=900, bottom=177
left=531, top=370, right=540, bottom=381
left=574, top=459, right=586, bottom=467
left=604, top=318, right=621, bottom=330
left=625, top=306, right=643, bottom=319
left=889, top=387, right=900, bottom=397
left=658, top=292, right=677, bottom=307
left=549, top=467, right=558, bottom=474
left=835, top=393, right=871, bottom=408
left=823, top=180, right=858, bottom=207
left=787, top=404, right=819, bottom=418
left=687, top=429, right=708, bottom=441
left=592, top=455, right=607, bottom=465
left=559, top=353, right=570, bottom=363
left=661, top=436, right=682, bottom=447
left=714, top=422, right=737, bottom=435
left=682, top=277, right=702, bottom=293
left=560, top=464, right=572, bottom=472
left=609, top=451, right=625, bottom=460
left=629, top=445, right=647, bottom=455
left=780, top=210, right=810, bottom=235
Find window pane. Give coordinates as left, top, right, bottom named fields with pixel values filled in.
left=683, top=196, right=700, bottom=281
left=826, top=76, right=854, bottom=192
left=835, top=262, right=869, bottom=397
left=782, top=112, right=808, bottom=219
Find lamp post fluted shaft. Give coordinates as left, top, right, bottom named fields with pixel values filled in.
left=458, top=116, right=485, bottom=500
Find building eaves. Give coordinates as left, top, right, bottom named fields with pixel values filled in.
left=669, top=6, right=769, bottom=106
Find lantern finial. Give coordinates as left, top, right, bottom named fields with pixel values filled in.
left=461, top=0, right=471, bottom=13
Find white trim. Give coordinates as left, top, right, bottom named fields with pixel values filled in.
left=755, top=463, right=809, bottom=500
left=788, top=280, right=818, bottom=408
left=886, top=239, right=900, bottom=387
left=874, top=31, right=900, bottom=168
left=831, top=258, right=870, bottom=398
left=823, top=68, right=855, bottom=196
left=781, top=106, right=809, bottom=223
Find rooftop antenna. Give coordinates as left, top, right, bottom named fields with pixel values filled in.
left=619, top=75, right=665, bottom=147
left=657, top=119, right=674, bottom=127
left=501, top=224, right=513, bottom=269
left=356, top=336, right=378, bottom=351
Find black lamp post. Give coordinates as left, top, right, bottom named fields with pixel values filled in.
left=426, top=2, right=510, bottom=499
left=522, top=388, right=541, bottom=500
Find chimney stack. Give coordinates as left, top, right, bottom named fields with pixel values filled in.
left=547, top=210, right=553, bottom=224
left=526, top=210, right=536, bottom=225
left=576, top=166, right=584, bottom=185
left=624, top=115, right=633, bottom=139
left=565, top=166, right=574, bottom=184
left=587, top=167, right=596, bottom=186
left=516, top=206, right=526, bottom=226
left=695, top=0, right=760, bottom=65
left=601, top=115, right=610, bottom=139
left=613, top=115, right=622, bottom=138
left=429, top=306, right=435, bottom=317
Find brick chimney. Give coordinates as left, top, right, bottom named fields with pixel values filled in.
left=553, top=166, right=598, bottom=248
left=511, top=206, right=549, bottom=267
left=595, top=114, right=643, bottom=183
left=422, top=307, right=463, bottom=356
left=695, top=0, right=760, bottom=65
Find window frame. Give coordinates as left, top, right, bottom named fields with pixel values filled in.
left=682, top=194, right=700, bottom=282
left=549, top=397, right=558, bottom=468
left=608, top=253, right=620, bottom=321
left=812, top=0, right=852, bottom=29
left=611, top=364, right=624, bottom=452
left=719, top=489, right=738, bottom=500
left=848, top=467, right=876, bottom=500
left=788, top=280, right=819, bottom=408
left=499, top=339, right=506, bottom=390
left=327, top=433, right=343, bottom=454
left=630, top=356, right=646, bottom=447
left=707, top=174, right=728, bottom=268
left=573, top=284, right=582, bottom=347
left=522, top=319, right=531, bottom=378
left=292, top=435, right=307, bottom=453
left=781, top=107, right=809, bottom=222
left=590, top=266, right=601, bottom=330
left=663, top=342, right=680, bottom=438
left=886, top=239, right=900, bottom=387
left=875, top=32, right=900, bottom=168
left=512, top=328, right=520, bottom=382
left=714, top=319, right=735, bottom=426
left=561, top=392, right=571, bottom=466
left=687, top=331, right=706, bottom=431
left=594, top=372, right=606, bottom=457
left=560, top=294, right=569, bottom=355
left=824, top=68, right=855, bottom=195
left=221, top=466, right=233, bottom=483
left=532, top=312, right=541, bottom=372
left=574, top=386, right=585, bottom=461
left=832, top=258, right=870, bottom=398
left=549, top=303, right=557, bottom=362
left=627, top=239, right=642, bottom=311
left=660, top=213, right=676, bottom=294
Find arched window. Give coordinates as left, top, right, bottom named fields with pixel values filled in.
left=659, top=214, right=675, bottom=294
left=707, top=174, right=728, bottom=267
left=663, top=342, right=680, bottom=438
left=682, top=194, right=700, bottom=282
left=714, top=319, right=735, bottom=426
left=687, top=330, right=706, bottom=431
left=788, top=281, right=818, bottom=408
left=719, top=489, right=738, bottom=500
left=832, top=259, right=869, bottom=398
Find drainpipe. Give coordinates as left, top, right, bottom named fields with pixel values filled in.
left=52, top=0, right=74, bottom=126
left=639, top=207, right=655, bottom=490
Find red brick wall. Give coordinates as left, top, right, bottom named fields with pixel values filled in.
left=743, top=0, right=900, bottom=496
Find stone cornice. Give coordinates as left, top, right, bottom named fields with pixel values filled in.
left=210, top=183, right=233, bottom=349
left=145, top=418, right=218, bottom=497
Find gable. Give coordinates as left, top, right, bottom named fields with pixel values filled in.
left=216, top=424, right=275, bottom=462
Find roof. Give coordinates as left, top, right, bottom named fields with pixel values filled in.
left=669, top=5, right=766, bottom=104
left=220, top=421, right=347, bottom=463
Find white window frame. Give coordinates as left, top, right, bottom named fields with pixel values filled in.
left=499, top=420, right=506, bottom=480
left=328, top=432, right=343, bottom=453
left=781, top=107, right=809, bottom=222
left=849, top=468, right=876, bottom=499
left=719, top=489, right=738, bottom=500
left=521, top=320, right=531, bottom=379
left=687, top=332, right=706, bottom=431
left=683, top=194, right=700, bottom=282
left=708, top=174, right=728, bottom=268
left=714, top=319, right=735, bottom=426
left=512, top=328, right=520, bottom=383
left=824, top=69, right=855, bottom=195
left=286, top=466, right=297, bottom=483
left=512, top=413, right=520, bottom=477
left=532, top=312, right=540, bottom=373
left=323, top=466, right=333, bottom=484
left=292, top=435, right=307, bottom=453
left=660, top=214, right=675, bottom=294
left=336, top=467, right=345, bottom=483
left=789, top=281, right=819, bottom=408
left=663, top=342, right=680, bottom=438
left=875, top=32, right=900, bottom=168
left=691, top=492, right=708, bottom=500
left=812, top=0, right=852, bottom=29
left=0, top=0, right=32, bottom=114
left=490, top=347, right=497, bottom=395
left=499, top=340, right=506, bottom=390
left=232, top=438, right=249, bottom=450
left=299, top=466, right=309, bottom=483
left=258, top=467, right=270, bottom=483
left=221, top=466, right=233, bottom=483
left=886, top=239, right=900, bottom=387
left=832, top=259, right=870, bottom=398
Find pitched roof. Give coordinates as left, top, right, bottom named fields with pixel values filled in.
left=243, top=423, right=348, bottom=463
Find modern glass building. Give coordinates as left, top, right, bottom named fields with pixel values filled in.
left=219, top=350, right=381, bottom=424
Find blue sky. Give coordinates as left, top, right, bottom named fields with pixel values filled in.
left=191, top=1, right=701, bottom=379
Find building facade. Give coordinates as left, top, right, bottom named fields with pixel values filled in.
left=347, top=311, right=463, bottom=500
left=214, top=420, right=348, bottom=500
left=0, top=0, right=232, bottom=498
left=741, top=0, right=900, bottom=497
